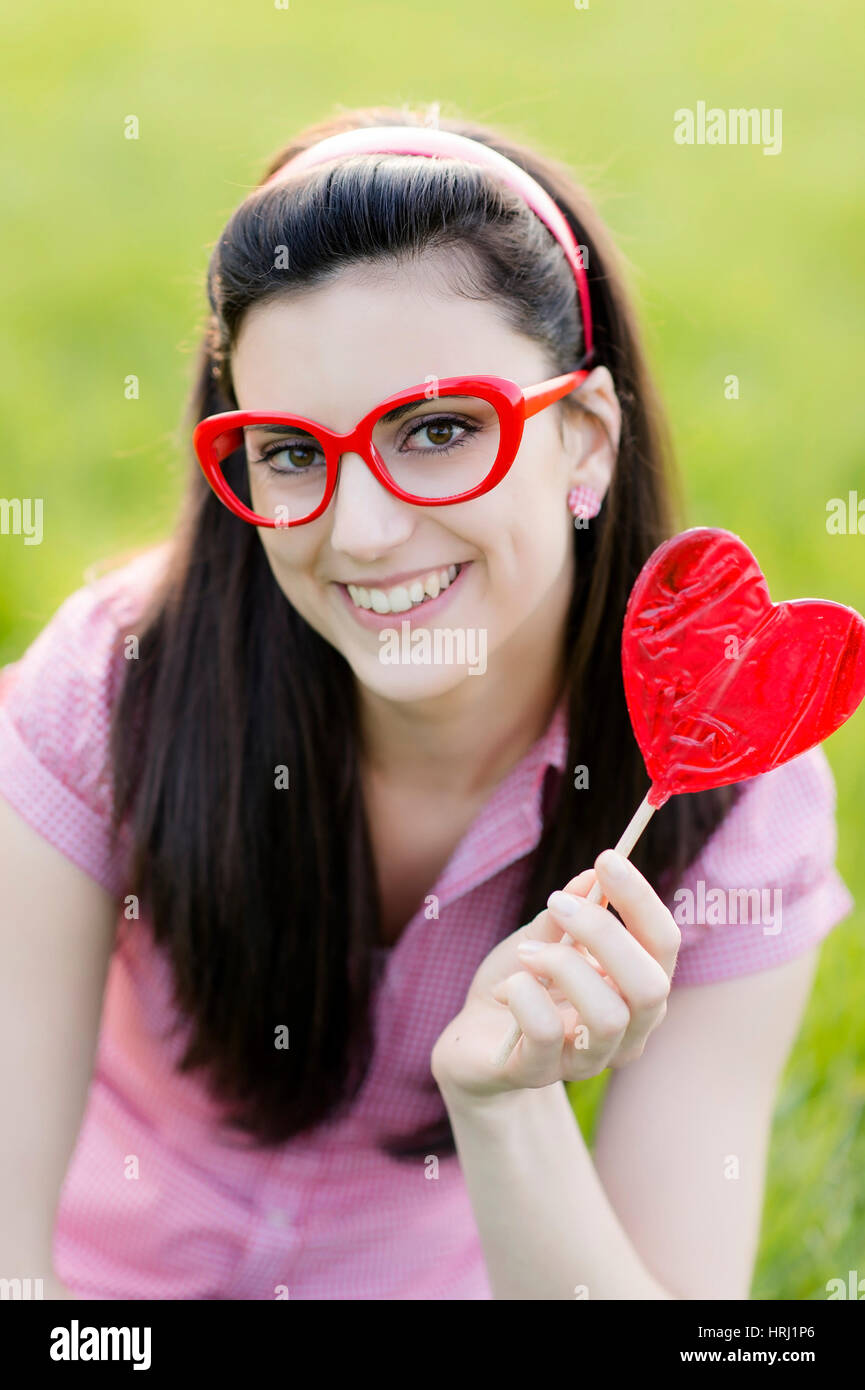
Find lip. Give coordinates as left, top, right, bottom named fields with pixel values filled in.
left=334, top=561, right=472, bottom=630
left=334, top=562, right=466, bottom=590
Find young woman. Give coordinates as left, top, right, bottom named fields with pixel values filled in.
left=0, top=104, right=852, bottom=1301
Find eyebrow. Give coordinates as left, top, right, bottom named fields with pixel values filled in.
left=242, top=399, right=433, bottom=434
left=379, top=400, right=430, bottom=424
left=243, top=423, right=315, bottom=436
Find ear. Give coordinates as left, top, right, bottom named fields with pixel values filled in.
left=560, top=365, right=621, bottom=499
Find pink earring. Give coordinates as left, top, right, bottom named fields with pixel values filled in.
left=567, top=485, right=603, bottom=521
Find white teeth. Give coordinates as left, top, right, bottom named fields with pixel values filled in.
left=345, top=564, right=465, bottom=613
left=389, top=586, right=412, bottom=613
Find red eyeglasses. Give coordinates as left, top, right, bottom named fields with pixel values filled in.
left=193, top=368, right=590, bottom=528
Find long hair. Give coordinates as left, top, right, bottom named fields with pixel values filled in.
left=109, top=102, right=739, bottom=1147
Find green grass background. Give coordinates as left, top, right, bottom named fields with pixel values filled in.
left=1, top=0, right=862, bottom=1297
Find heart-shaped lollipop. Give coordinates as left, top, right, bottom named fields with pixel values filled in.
left=492, top=526, right=865, bottom=1068
left=622, top=527, right=865, bottom=807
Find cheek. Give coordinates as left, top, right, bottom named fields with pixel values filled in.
left=502, top=421, right=572, bottom=523
left=257, top=533, right=322, bottom=615
left=475, top=462, right=574, bottom=594
left=503, top=516, right=573, bottom=611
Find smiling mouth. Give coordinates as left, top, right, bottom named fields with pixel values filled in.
left=343, top=563, right=466, bottom=615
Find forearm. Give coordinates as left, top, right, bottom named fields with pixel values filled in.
left=0, top=798, right=116, bottom=1281
left=438, top=1078, right=676, bottom=1300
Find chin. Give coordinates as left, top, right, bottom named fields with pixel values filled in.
left=348, top=650, right=489, bottom=701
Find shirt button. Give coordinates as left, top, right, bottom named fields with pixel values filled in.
left=266, top=1207, right=288, bottom=1227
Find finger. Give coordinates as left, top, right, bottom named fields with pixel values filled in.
left=561, top=867, right=609, bottom=910
left=513, top=870, right=606, bottom=959
left=593, top=850, right=681, bottom=976
left=511, top=903, right=580, bottom=953
left=547, top=873, right=609, bottom=972
left=546, top=890, right=671, bottom=1028
left=515, top=941, right=630, bottom=1050
left=491, top=970, right=552, bottom=1002
left=498, top=971, right=565, bottom=1084
left=560, top=868, right=596, bottom=896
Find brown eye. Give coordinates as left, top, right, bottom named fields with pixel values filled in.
left=425, top=421, right=455, bottom=446
left=257, top=438, right=324, bottom=471
left=285, top=445, right=315, bottom=469
left=406, top=416, right=472, bottom=451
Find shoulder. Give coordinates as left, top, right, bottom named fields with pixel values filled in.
left=663, top=748, right=854, bottom=986
left=0, top=544, right=171, bottom=752
left=1, top=543, right=170, bottom=694
left=0, top=544, right=171, bottom=896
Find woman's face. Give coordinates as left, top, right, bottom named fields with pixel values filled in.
left=230, top=251, right=617, bottom=703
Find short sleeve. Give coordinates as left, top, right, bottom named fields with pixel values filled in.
left=0, top=549, right=166, bottom=899
left=663, top=746, right=854, bottom=986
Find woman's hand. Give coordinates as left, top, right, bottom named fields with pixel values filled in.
left=430, top=849, right=681, bottom=1100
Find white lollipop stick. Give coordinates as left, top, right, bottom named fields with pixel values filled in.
left=490, top=792, right=657, bottom=1070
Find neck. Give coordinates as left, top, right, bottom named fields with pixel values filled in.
left=356, top=584, right=571, bottom=801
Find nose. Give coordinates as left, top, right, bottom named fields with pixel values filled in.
left=328, top=450, right=417, bottom=557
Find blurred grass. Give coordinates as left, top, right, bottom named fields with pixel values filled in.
left=0, top=0, right=862, bottom=1297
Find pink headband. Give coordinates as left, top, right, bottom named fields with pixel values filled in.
left=261, top=124, right=594, bottom=364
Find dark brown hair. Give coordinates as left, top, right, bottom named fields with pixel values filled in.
left=109, top=102, right=739, bottom=1149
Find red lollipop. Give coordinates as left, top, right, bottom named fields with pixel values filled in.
left=625, top=527, right=865, bottom=807
left=493, top=527, right=865, bottom=1068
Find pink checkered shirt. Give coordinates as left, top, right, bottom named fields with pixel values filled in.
left=0, top=548, right=854, bottom=1300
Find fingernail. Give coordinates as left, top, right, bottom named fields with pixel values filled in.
left=547, top=890, right=579, bottom=917
left=517, top=939, right=546, bottom=955
left=597, top=850, right=626, bottom=879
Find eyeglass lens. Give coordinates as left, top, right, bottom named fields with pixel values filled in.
left=212, top=393, right=502, bottom=523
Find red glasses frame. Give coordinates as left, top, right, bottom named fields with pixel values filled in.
left=192, top=369, right=590, bottom=528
